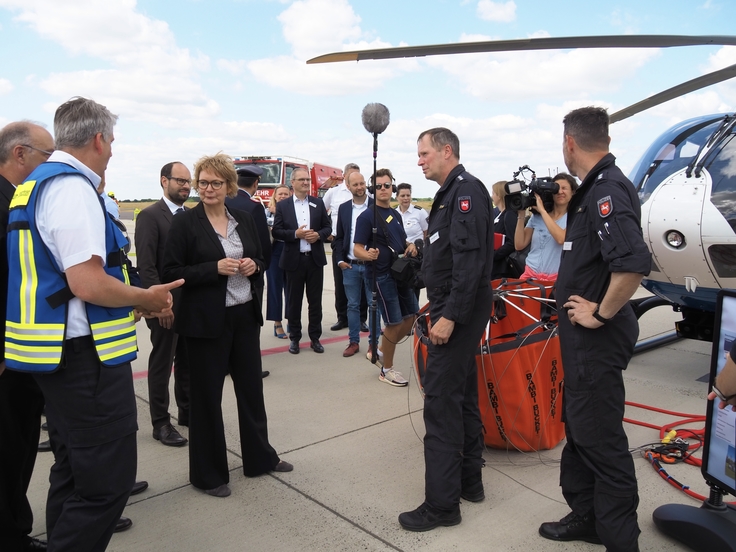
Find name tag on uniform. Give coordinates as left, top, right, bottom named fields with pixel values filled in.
left=386, top=215, right=393, bottom=223
left=309, top=202, right=317, bottom=208
left=430, top=231, right=440, bottom=244
left=563, top=241, right=573, bottom=251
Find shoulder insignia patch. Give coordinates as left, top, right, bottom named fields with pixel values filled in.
left=458, top=196, right=471, bottom=213
left=597, top=195, right=613, bottom=218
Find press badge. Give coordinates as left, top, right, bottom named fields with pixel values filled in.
left=563, top=241, right=572, bottom=251
left=309, top=202, right=317, bottom=208
left=430, top=231, right=440, bottom=244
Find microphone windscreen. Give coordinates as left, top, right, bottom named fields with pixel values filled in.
left=362, top=103, right=390, bottom=135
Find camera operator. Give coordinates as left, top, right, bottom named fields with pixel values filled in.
left=514, top=173, right=578, bottom=281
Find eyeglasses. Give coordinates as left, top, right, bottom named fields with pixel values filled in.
left=374, top=183, right=393, bottom=190
left=167, top=177, right=191, bottom=186
left=22, top=144, right=54, bottom=158
left=293, top=178, right=311, bottom=183
left=197, top=180, right=225, bottom=190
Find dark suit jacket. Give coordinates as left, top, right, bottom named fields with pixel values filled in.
left=134, top=198, right=183, bottom=288
left=272, top=195, right=331, bottom=271
left=0, top=175, right=14, bottom=362
left=162, top=202, right=266, bottom=338
left=225, top=189, right=271, bottom=268
left=334, top=197, right=373, bottom=264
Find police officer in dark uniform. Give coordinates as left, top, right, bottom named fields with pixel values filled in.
left=538, top=107, right=651, bottom=552
left=399, top=127, right=493, bottom=532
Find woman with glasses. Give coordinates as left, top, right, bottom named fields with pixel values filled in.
left=163, top=153, right=292, bottom=498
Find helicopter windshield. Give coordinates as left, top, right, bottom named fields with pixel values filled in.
left=629, top=114, right=727, bottom=204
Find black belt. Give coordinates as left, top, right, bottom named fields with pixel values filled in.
left=65, top=335, right=94, bottom=353
left=300, top=251, right=311, bottom=256
left=349, top=259, right=367, bottom=265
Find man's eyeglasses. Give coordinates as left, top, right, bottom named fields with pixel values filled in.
left=293, top=178, right=311, bottom=183
left=167, top=177, right=192, bottom=186
left=197, top=180, right=225, bottom=190
left=22, top=144, right=54, bottom=158
left=374, top=183, right=393, bottom=190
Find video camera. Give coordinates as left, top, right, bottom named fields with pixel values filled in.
left=504, top=165, right=559, bottom=212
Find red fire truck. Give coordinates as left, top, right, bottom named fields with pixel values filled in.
left=232, top=156, right=343, bottom=203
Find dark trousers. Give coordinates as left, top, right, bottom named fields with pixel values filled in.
left=423, top=286, right=492, bottom=511
left=0, top=370, right=44, bottom=552
left=331, top=241, right=348, bottom=324
left=266, top=240, right=288, bottom=322
left=558, top=305, right=640, bottom=552
left=34, top=337, right=138, bottom=552
left=145, top=317, right=190, bottom=429
left=285, top=253, right=324, bottom=342
left=185, top=302, right=279, bottom=490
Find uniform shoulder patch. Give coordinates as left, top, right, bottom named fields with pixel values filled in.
left=458, top=196, right=471, bottom=213
left=597, top=195, right=613, bottom=218
left=413, top=205, right=422, bottom=210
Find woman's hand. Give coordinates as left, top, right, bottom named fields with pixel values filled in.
left=239, top=257, right=258, bottom=277
left=218, top=257, right=241, bottom=276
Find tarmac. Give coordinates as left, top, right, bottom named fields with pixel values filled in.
left=24, top=218, right=715, bottom=551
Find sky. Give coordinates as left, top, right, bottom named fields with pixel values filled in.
left=1, top=0, right=735, bottom=200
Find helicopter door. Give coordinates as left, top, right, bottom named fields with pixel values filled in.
left=643, top=168, right=719, bottom=292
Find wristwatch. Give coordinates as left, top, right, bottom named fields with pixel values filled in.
left=712, top=384, right=736, bottom=402
left=592, top=305, right=611, bottom=324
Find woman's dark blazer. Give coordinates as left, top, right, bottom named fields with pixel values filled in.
left=162, top=202, right=266, bottom=339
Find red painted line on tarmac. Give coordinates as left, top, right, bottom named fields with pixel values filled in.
left=131, top=334, right=351, bottom=380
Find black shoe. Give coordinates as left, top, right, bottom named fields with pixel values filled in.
left=330, top=321, right=348, bottom=331
left=398, top=502, right=461, bottom=532
left=460, top=474, right=485, bottom=503
left=22, top=537, right=47, bottom=551
left=261, top=371, right=270, bottom=378
left=539, top=511, right=602, bottom=544
left=152, top=423, right=188, bottom=447
left=37, top=439, right=51, bottom=452
left=360, top=321, right=369, bottom=333
left=41, top=421, right=48, bottom=431
left=289, top=340, right=300, bottom=354
left=310, top=339, right=324, bottom=353
left=114, top=516, right=133, bottom=533
left=130, top=480, right=148, bottom=496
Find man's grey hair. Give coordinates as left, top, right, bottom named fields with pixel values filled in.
left=344, top=162, right=359, bottom=173
left=0, top=120, right=43, bottom=165
left=54, top=97, right=118, bottom=149
left=417, top=127, right=460, bottom=159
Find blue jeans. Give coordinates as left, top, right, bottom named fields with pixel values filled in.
left=372, top=273, right=419, bottom=326
left=343, top=262, right=371, bottom=344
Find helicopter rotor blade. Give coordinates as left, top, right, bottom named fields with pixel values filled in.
left=610, top=63, right=736, bottom=123
left=307, top=35, right=736, bottom=64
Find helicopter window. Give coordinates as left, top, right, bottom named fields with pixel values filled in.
left=705, top=135, right=736, bottom=233
left=708, top=244, right=736, bottom=278
left=631, top=117, right=724, bottom=204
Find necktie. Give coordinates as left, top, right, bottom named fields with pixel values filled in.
left=175, top=207, right=185, bottom=215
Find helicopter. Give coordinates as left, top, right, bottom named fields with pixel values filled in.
left=308, top=34, right=736, bottom=343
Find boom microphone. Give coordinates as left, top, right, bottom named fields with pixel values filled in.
left=362, top=103, right=390, bottom=135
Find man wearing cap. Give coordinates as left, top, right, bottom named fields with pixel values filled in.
left=227, top=165, right=271, bottom=269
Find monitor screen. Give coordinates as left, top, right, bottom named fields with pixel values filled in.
left=702, top=290, right=736, bottom=496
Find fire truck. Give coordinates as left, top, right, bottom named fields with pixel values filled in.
left=232, top=156, right=343, bottom=203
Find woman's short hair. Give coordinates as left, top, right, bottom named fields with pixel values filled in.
left=193, top=152, right=238, bottom=198
left=553, top=172, right=579, bottom=193
left=492, top=180, right=507, bottom=199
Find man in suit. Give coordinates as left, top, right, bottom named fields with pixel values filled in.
left=226, top=165, right=271, bottom=268
left=272, top=168, right=331, bottom=354
left=333, top=171, right=377, bottom=358
left=134, top=161, right=191, bottom=446
left=0, top=121, right=53, bottom=552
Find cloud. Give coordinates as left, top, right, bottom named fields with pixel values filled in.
left=247, top=0, right=419, bottom=95
left=477, top=1, right=516, bottom=23
left=217, top=59, right=248, bottom=76
left=0, top=79, right=13, bottom=95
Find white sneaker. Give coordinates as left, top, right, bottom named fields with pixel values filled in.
left=366, top=349, right=383, bottom=368
left=379, top=368, right=408, bottom=387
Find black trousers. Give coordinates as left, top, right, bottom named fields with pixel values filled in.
left=558, top=305, right=640, bottom=552
left=0, top=370, right=44, bottom=552
left=185, top=302, right=279, bottom=490
left=331, top=241, right=348, bottom=324
left=423, top=286, right=492, bottom=511
left=34, top=336, right=137, bottom=552
left=285, top=253, right=324, bottom=342
left=145, top=317, right=190, bottom=429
